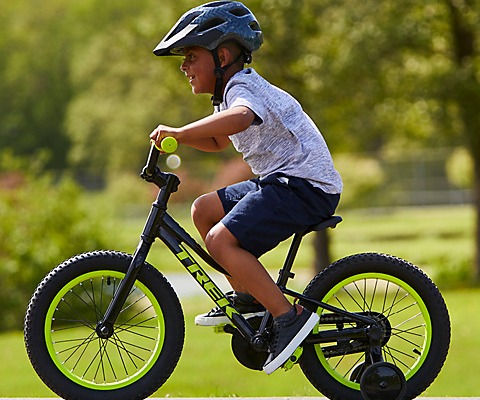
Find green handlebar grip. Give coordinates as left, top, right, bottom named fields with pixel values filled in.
left=151, top=137, right=178, bottom=153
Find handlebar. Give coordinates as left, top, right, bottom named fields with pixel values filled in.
left=142, top=137, right=178, bottom=180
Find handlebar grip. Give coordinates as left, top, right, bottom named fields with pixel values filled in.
left=151, top=137, right=178, bottom=153
left=161, top=136, right=178, bottom=153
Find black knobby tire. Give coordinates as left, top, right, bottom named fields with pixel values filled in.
left=24, top=251, right=185, bottom=400
left=299, top=253, right=450, bottom=400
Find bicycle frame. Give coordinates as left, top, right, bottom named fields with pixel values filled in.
left=97, top=145, right=379, bottom=356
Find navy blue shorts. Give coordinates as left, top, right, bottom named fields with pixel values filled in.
left=218, top=173, right=340, bottom=258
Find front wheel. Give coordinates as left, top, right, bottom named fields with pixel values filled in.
left=24, top=251, right=184, bottom=400
left=299, top=253, right=450, bottom=400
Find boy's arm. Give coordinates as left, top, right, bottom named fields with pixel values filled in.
left=150, top=106, right=255, bottom=152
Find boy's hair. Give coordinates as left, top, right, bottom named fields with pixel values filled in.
left=218, top=40, right=250, bottom=66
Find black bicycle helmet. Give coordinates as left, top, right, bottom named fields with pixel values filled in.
left=153, top=1, right=263, bottom=57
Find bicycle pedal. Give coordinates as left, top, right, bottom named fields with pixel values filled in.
left=213, top=324, right=227, bottom=333
left=283, top=347, right=303, bottom=371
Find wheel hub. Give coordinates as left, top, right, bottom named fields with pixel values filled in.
left=96, top=322, right=114, bottom=339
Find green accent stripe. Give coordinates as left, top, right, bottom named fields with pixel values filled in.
left=314, top=272, right=432, bottom=390
left=44, top=270, right=165, bottom=390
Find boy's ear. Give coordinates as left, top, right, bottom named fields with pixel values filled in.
left=217, top=47, right=232, bottom=68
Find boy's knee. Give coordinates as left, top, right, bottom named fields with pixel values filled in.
left=205, top=224, right=237, bottom=262
left=191, top=192, right=225, bottom=233
left=191, top=194, right=211, bottom=231
left=191, top=194, right=205, bottom=219
left=204, top=229, right=221, bottom=257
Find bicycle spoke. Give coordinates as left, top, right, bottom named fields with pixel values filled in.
left=49, top=272, right=162, bottom=386
left=318, top=275, right=428, bottom=381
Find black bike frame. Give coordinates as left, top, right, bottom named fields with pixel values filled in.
left=97, top=145, right=378, bottom=348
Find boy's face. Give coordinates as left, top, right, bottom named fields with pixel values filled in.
left=180, top=46, right=216, bottom=95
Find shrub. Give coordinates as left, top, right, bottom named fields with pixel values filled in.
left=0, top=152, right=112, bottom=330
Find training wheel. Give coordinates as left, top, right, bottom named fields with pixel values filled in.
left=349, top=362, right=367, bottom=383
left=360, top=362, right=406, bottom=400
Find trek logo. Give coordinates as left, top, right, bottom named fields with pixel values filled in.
left=175, top=246, right=239, bottom=319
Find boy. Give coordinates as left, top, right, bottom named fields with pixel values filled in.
left=150, top=1, right=342, bottom=374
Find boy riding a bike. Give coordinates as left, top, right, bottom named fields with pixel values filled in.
left=150, top=0, right=342, bottom=374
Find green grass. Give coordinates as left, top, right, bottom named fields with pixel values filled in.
left=331, top=205, right=475, bottom=287
left=2, top=288, right=479, bottom=397
left=3, top=204, right=477, bottom=397
left=117, top=204, right=475, bottom=288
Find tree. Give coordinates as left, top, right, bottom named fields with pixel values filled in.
left=65, top=0, right=210, bottom=177
left=444, top=0, right=480, bottom=280
left=262, top=0, right=479, bottom=278
left=0, top=1, right=73, bottom=169
left=3, top=0, right=478, bottom=278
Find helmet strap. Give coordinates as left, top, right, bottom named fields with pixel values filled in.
left=211, top=49, right=224, bottom=109
left=210, top=48, right=246, bottom=109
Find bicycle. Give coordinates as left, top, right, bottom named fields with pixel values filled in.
left=24, top=139, right=450, bottom=400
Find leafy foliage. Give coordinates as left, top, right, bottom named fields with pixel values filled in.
left=1, top=0, right=477, bottom=173
left=1, top=0, right=479, bottom=300
left=0, top=152, right=112, bottom=330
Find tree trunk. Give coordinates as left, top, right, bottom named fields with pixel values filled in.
left=474, top=166, right=480, bottom=282
left=313, top=230, right=331, bottom=274
left=446, top=0, right=480, bottom=281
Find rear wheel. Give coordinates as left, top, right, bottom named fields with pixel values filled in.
left=24, top=251, right=184, bottom=400
left=299, top=253, right=450, bottom=400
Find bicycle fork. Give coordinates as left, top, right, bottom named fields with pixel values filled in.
left=96, top=171, right=257, bottom=343
left=96, top=174, right=178, bottom=339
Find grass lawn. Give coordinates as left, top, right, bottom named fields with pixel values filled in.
left=115, top=204, right=475, bottom=288
left=1, top=204, right=477, bottom=397
left=1, top=287, right=479, bottom=398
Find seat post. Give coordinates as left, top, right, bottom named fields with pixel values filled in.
left=276, top=232, right=305, bottom=287
left=276, top=216, right=342, bottom=289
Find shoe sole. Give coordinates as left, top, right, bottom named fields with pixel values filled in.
left=194, top=311, right=266, bottom=326
left=262, top=312, right=320, bottom=375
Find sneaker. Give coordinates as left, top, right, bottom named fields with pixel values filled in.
left=194, top=291, right=266, bottom=326
left=263, top=305, right=319, bottom=374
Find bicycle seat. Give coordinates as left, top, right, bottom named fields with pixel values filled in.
left=307, top=215, right=342, bottom=233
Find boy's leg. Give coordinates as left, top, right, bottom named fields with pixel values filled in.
left=191, top=192, right=225, bottom=241
left=199, top=176, right=329, bottom=373
left=191, top=192, right=249, bottom=291
left=205, top=222, right=292, bottom=317
left=206, top=221, right=320, bottom=374
left=191, top=191, right=265, bottom=325
left=193, top=186, right=319, bottom=374
left=191, top=191, right=249, bottom=291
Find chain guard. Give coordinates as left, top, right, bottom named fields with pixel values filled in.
left=230, top=317, right=269, bottom=371
left=319, top=311, right=391, bottom=358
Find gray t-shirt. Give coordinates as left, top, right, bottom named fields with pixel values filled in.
left=220, top=68, right=343, bottom=195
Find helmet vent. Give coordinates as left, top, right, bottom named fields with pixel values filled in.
left=197, top=17, right=225, bottom=33
left=203, top=1, right=230, bottom=8
left=249, top=21, right=261, bottom=31
left=165, top=11, right=201, bottom=41
left=229, top=7, right=250, bottom=17
left=248, top=21, right=262, bottom=32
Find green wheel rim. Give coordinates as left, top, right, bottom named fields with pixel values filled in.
left=314, top=273, right=432, bottom=390
left=44, top=270, right=165, bottom=390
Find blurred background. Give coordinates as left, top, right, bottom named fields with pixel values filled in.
left=0, top=0, right=479, bottom=397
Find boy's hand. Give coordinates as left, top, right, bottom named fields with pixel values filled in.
left=149, top=124, right=178, bottom=148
